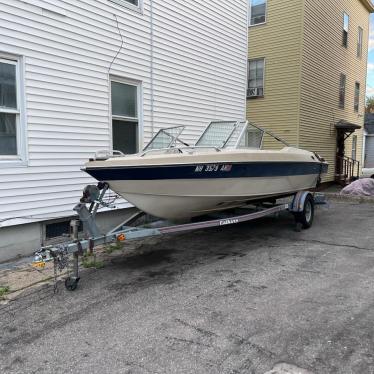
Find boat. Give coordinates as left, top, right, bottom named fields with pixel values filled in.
left=83, top=120, right=328, bottom=220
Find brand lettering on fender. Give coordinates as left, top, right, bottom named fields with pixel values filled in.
left=219, top=218, right=239, bottom=226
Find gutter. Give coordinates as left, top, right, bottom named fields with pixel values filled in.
left=360, top=0, right=374, bottom=13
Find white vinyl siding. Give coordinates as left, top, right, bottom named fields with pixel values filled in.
left=0, top=0, right=248, bottom=227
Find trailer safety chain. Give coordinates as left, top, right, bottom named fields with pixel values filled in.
left=53, top=259, right=58, bottom=294
left=52, top=246, right=70, bottom=293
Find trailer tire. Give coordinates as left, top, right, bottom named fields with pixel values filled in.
left=65, top=277, right=79, bottom=291
left=294, top=194, right=314, bottom=229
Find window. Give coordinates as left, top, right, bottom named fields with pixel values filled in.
left=0, top=56, right=25, bottom=162
left=249, top=0, right=267, bottom=26
left=110, top=0, right=141, bottom=11
left=354, top=82, right=360, bottom=112
left=111, top=79, right=140, bottom=154
left=343, top=13, right=349, bottom=47
left=339, top=73, right=346, bottom=108
left=247, top=59, right=265, bottom=98
left=357, top=27, right=363, bottom=58
left=352, top=135, right=357, bottom=160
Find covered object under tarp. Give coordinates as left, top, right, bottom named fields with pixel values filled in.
left=341, top=178, right=374, bottom=196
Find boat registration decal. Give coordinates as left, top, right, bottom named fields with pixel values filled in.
left=195, top=164, right=232, bottom=173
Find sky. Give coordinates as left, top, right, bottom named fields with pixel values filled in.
left=367, top=14, right=374, bottom=96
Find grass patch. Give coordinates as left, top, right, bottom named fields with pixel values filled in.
left=0, top=286, right=10, bottom=299
left=105, top=242, right=124, bottom=254
left=82, top=254, right=105, bottom=269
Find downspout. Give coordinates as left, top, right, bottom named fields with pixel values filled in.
left=245, top=2, right=249, bottom=121
left=150, top=0, right=154, bottom=136
left=361, top=12, right=371, bottom=169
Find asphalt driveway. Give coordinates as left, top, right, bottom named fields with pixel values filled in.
left=0, top=199, right=373, bottom=374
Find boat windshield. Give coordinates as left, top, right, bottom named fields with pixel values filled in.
left=143, top=126, right=186, bottom=151
left=140, top=121, right=289, bottom=155
left=237, top=124, right=264, bottom=149
left=195, top=120, right=265, bottom=149
left=195, top=121, right=238, bottom=148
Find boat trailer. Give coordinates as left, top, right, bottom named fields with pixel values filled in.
left=32, top=183, right=324, bottom=291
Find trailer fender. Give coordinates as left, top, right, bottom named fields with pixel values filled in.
left=289, top=191, right=313, bottom=213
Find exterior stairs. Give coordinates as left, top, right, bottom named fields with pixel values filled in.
left=335, top=156, right=360, bottom=186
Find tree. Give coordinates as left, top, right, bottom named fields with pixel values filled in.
left=366, top=96, right=374, bottom=113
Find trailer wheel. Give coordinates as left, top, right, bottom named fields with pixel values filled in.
left=65, top=277, right=79, bottom=291
left=294, top=194, right=314, bottom=229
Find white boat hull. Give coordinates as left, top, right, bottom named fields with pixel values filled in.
left=108, top=174, right=319, bottom=219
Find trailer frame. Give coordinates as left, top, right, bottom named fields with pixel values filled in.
left=32, top=183, right=323, bottom=291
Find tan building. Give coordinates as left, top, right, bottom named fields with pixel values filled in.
left=247, top=0, right=374, bottom=183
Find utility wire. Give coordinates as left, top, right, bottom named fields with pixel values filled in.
left=108, top=14, right=125, bottom=73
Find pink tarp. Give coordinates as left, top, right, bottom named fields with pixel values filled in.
left=341, top=178, right=374, bottom=196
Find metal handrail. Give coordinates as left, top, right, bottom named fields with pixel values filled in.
left=94, top=149, right=125, bottom=160
left=336, top=155, right=360, bottom=181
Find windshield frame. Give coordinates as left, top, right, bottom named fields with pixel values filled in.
left=142, top=126, right=186, bottom=151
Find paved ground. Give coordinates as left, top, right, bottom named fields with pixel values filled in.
left=0, top=199, right=373, bottom=374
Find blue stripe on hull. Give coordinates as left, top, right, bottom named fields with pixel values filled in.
left=85, top=162, right=328, bottom=181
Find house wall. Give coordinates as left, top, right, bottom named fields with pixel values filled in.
left=246, top=0, right=304, bottom=149
left=300, top=0, right=370, bottom=181
left=0, top=0, right=248, bottom=234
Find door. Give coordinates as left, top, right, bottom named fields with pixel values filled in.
left=336, top=131, right=345, bottom=176
left=365, top=136, right=374, bottom=168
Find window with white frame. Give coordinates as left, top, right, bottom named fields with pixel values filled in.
left=249, top=0, right=267, bottom=26
left=111, top=80, right=139, bottom=154
left=357, top=27, right=363, bottom=58
left=247, top=59, right=264, bottom=98
left=0, top=57, right=24, bottom=160
left=339, top=73, right=346, bottom=108
left=354, top=82, right=360, bottom=112
left=343, top=13, right=349, bottom=48
left=110, top=0, right=141, bottom=11
left=352, top=135, right=357, bottom=160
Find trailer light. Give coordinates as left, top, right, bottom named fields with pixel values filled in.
left=117, top=234, right=126, bottom=242
left=32, top=261, right=46, bottom=269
